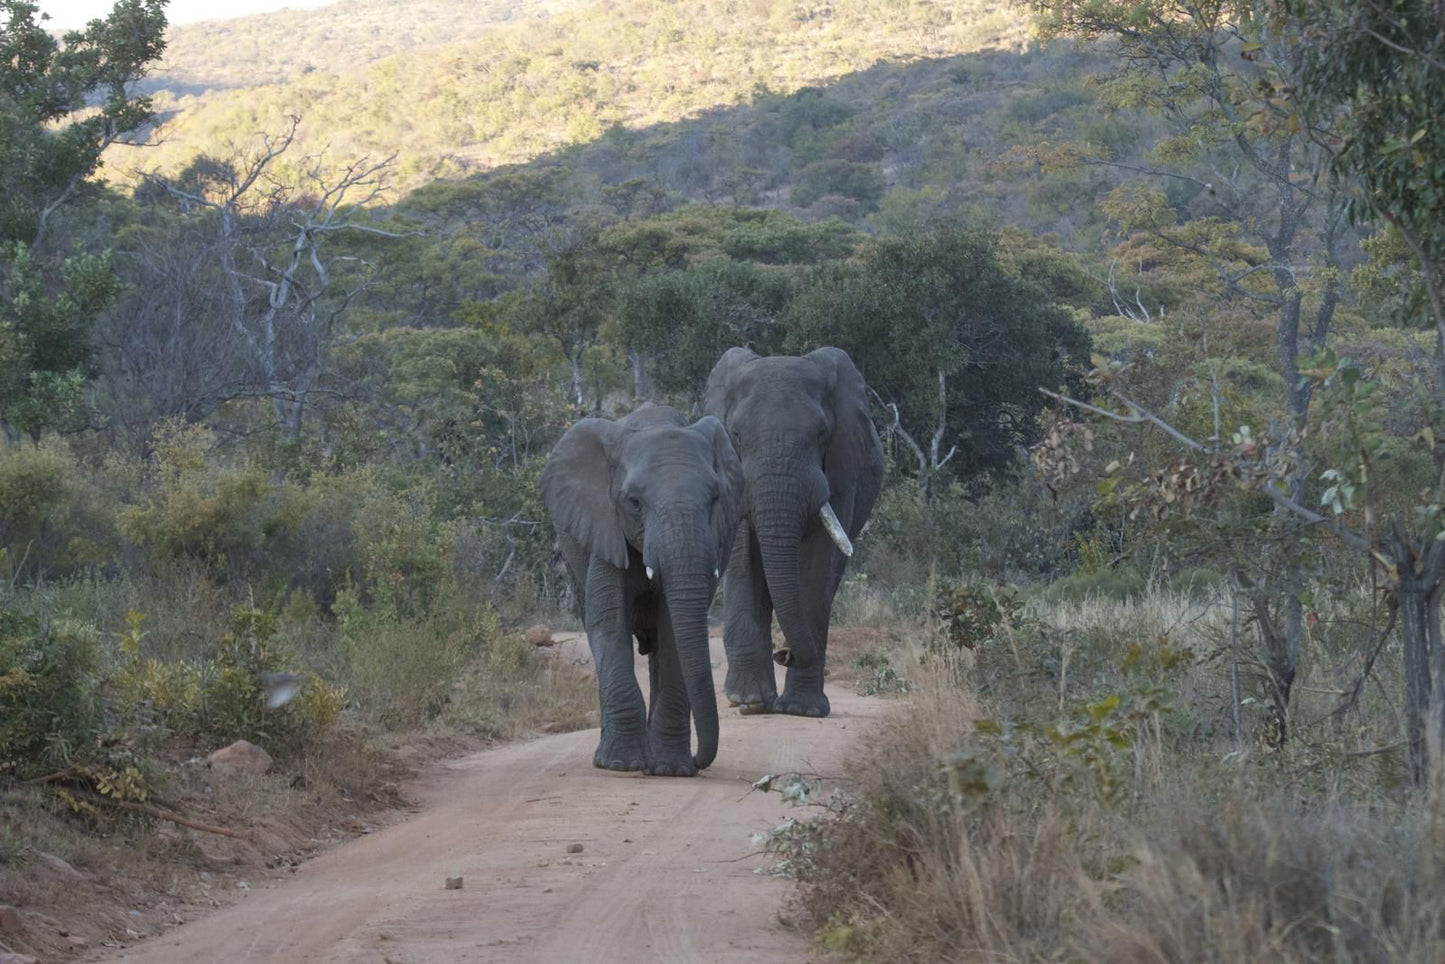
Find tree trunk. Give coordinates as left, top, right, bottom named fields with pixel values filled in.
left=1396, top=533, right=1445, bottom=785
left=630, top=351, right=649, bottom=399
left=570, top=347, right=585, bottom=408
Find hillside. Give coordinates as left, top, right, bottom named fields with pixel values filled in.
left=124, top=0, right=1033, bottom=184
left=146, top=0, right=587, bottom=96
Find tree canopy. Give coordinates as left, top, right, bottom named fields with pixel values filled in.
left=785, top=226, right=1092, bottom=490
left=0, top=0, right=166, bottom=439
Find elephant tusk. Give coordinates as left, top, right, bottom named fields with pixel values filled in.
left=646, top=566, right=655, bottom=581
left=713, top=568, right=720, bottom=579
left=819, top=502, right=854, bottom=557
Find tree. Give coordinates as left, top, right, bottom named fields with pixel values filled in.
left=618, top=257, right=793, bottom=399
left=786, top=225, right=1091, bottom=495
left=1264, top=0, right=1445, bottom=783
left=1273, top=0, right=1445, bottom=390
left=0, top=0, right=167, bottom=438
left=131, top=118, right=409, bottom=443
left=1026, top=0, right=1355, bottom=734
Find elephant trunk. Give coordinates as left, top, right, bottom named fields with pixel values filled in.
left=663, top=569, right=720, bottom=770
left=753, top=496, right=818, bottom=671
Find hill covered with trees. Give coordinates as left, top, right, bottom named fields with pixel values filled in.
left=128, top=0, right=1033, bottom=183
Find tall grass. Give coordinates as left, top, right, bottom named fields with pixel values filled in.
left=786, top=587, right=1444, bottom=962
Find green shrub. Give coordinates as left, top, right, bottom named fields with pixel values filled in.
left=118, top=423, right=303, bottom=585
left=334, top=588, right=497, bottom=729
left=0, top=439, right=116, bottom=577
left=790, top=160, right=886, bottom=209
left=0, top=597, right=104, bottom=778
left=1044, top=564, right=1146, bottom=602
left=112, top=606, right=346, bottom=756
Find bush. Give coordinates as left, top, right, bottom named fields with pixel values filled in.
left=111, top=606, right=346, bottom=756
left=778, top=633, right=1445, bottom=963
left=0, top=440, right=116, bottom=578
left=1044, top=564, right=1146, bottom=602
left=333, top=588, right=496, bottom=729
left=0, top=595, right=104, bottom=778
left=790, top=160, right=886, bottom=209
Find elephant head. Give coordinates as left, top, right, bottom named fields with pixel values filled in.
left=539, top=404, right=744, bottom=771
left=705, top=348, right=883, bottom=674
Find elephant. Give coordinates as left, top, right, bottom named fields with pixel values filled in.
left=539, top=403, right=744, bottom=776
left=704, top=347, right=883, bottom=718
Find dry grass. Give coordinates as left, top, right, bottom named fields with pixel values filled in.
left=438, top=633, right=598, bottom=740
left=788, top=590, right=1445, bottom=963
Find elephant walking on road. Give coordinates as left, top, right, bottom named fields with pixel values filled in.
left=540, top=403, right=744, bottom=775
left=705, top=347, right=884, bottom=718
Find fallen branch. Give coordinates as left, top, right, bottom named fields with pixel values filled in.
left=85, top=793, right=252, bottom=840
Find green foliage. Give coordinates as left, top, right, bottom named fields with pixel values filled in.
left=0, top=0, right=167, bottom=243
left=1279, top=0, right=1445, bottom=337
left=334, top=588, right=499, bottom=729
left=129, top=0, right=1026, bottom=187
left=786, top=225, right=1092, bottom=486
left=789, top=160, right=886, bottom=210
left=1045, top=564, right=1146, bottom=603
left=0, top=0, right=167, bottom=438
left=619, top=256, right=794, bottom=397
left=0, top=438, right=115, bottom=575
left=112, top=606, right=346, bottom=753
left=931, top=580, right=1023, bottom=652
left=850, top=649, right=911, bottom=697
left=0, top=595, right=103, bottom=778
left=0, top=242, right=123, bottom=438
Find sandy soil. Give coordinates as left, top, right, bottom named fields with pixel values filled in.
left=98, top=635, right=887, bottom=964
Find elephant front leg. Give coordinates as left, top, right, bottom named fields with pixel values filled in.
left=721, top=520, right=777, bottom=714
left=586, top=560, right=649, bottom=771
left=645, top=638, right=696, bottom=777
left=775, top=529, right=839, bottom=718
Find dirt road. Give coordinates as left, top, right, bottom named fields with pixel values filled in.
left=102, top=636, right=886, bottom=963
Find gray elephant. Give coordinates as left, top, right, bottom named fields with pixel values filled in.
left=704, top=347, right=883, bottom=717
left=540, top=403, right=744, bottom=775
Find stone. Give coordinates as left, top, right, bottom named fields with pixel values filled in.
left=0, top=953, right=37, bottom=964
left=565, top=843, right=584, bottom=854
left=525, top=624, right=554, bottom=647
left=0, top=905, right=22, bottom=933
left=206, top=740, right=274, bottom=776
left=444, top=877, right=464, bottom=890
left=33, top=851, right=83, bottom=879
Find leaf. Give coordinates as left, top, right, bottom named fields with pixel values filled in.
left=1089, top=695, right=1121, bottom=722
left=974, top=718, right=1003, bottom=736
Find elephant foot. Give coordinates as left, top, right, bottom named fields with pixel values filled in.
left=646, top=754, right=698, bottom=777
left=724, top=664, right=777, bottom=715
left=592, top=732, right=648, bottom=772
left=773, top=689, right=830, bottom=718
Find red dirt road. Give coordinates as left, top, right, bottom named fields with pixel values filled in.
left=101, top=637, right=886, bottom=963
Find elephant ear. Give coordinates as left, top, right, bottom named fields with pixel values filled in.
left=694, top=416, right=745, bottom=573
left=703, top=346, right=758, bottom=423
left=539, top=418, right=630, bottom=570
left=808, top=347, right=884, bottom=533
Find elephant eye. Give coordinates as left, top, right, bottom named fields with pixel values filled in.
left=625, top=493, right=642, bottom=511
